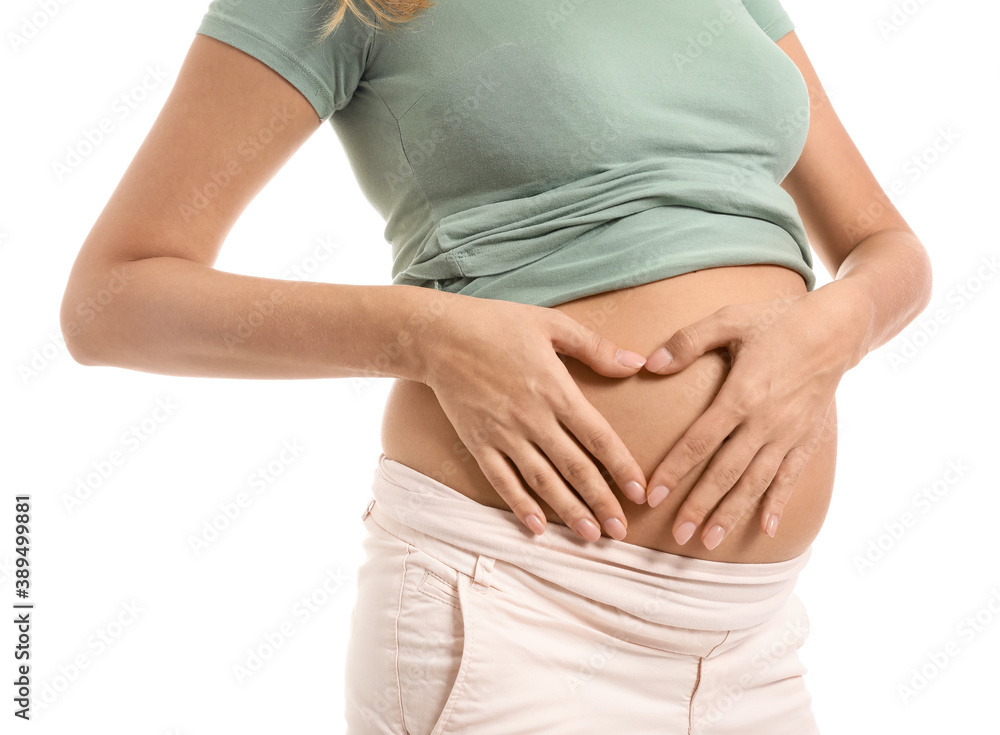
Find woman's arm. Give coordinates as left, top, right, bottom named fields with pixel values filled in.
left=58, top=34, right=467, bottom=383
left=638, top=29, right=933, bottom=549
left=60, top=32, right=338, bottom=374
left=61, top=33, right=652, bottom=541
left=775, top=27, right=933, bottom=366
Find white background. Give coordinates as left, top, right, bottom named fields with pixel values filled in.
left=3, top=0, right=998, bottom=732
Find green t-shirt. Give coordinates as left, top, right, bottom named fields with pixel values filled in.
left=197, top=0, right=815, bottom=307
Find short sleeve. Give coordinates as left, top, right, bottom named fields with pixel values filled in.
left=195, top=0, right=377, bottom=122
left=740, top=0, right=796, bottom=42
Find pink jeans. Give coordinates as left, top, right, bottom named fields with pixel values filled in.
left=344, top=453, right=820, bottom=734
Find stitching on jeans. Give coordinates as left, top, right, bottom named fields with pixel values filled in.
left=395, top=544, right=412, bottom=735
left=432, top=575, right=478, bottom=733
left=418, top=569, right=461, bottom=610
left=368, top=509, right=501, bottom=592
left=368, top=513, right=478, bottom=588
left=706, top=629, right=731, bottom=658
left=688, top=657, right=703, bottom=735
left=687, top=631, right=731, bottom=733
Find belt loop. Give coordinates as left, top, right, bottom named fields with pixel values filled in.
left=471, top=554, right=496, bottom=593
left=361, top=497, right=376, bottom=521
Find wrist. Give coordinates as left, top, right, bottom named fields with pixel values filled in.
left=352, top=284, right=457, bottom=386
left=807, top=277, right=875, bottom=372
left=400, top=286, right=462, bottom=388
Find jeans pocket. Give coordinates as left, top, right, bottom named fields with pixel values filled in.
left=345, top=516, right=411, bottom=734
left=395, top=548, right=480, bottom=735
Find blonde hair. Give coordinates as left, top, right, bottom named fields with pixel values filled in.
left=318, top=0, right=434, bottom=39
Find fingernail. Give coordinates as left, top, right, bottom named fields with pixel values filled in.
left=675, top=521, right=696, bottom=545
left=645, top=347, right=673, bottom=373
left=622, top=480, right=646, bottom=504
left=703, top=524, right=726, bottom=550
left=574, top=518, right=602, bottom=542
left=616, top=348, right=646, bottom=369
left=525, top=513, right=546, bottom=535
left=647, top=485, right=670, bottom=508
left=603, top=517, right=627, bottom=540
left=765, top=514, right=779, bottom=538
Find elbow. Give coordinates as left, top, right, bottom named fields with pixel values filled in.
left=59, top=258, right=141, bottom=366
left=59, top=282, right=110, bottom=367
left=911, top=236, right=934, bottom=317
left=63, top=336, right=102, bottom=368
left=883, top=226, right=934, bottom=317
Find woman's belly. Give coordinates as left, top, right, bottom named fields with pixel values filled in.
left=379, top=264, right=836, bottom=564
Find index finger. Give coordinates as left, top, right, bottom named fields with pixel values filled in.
left=555, top=386, right=649, bottom=507
left=646, top=389, right=743, bottom=507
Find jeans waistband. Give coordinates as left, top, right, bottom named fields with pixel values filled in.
left=366, top=453, right=811, bottom=633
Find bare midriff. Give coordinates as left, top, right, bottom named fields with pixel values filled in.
left=380, top=264, right=836, bottom=564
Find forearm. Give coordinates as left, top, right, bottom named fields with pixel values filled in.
left=60, top=255, right=452, bottom=382
left=811, top=227, right=933, bottom=371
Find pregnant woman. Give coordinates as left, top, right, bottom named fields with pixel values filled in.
left=60, top=0, right=932, bottom=732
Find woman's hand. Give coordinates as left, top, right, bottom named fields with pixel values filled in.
left=419, top=294, right=651, bottom=542
left=640, top=285, right=869, bottom=549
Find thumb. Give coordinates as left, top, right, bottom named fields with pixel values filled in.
left=645, top=307, right=740, bottom=375
left=549, top=315, right=647, bottom=377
